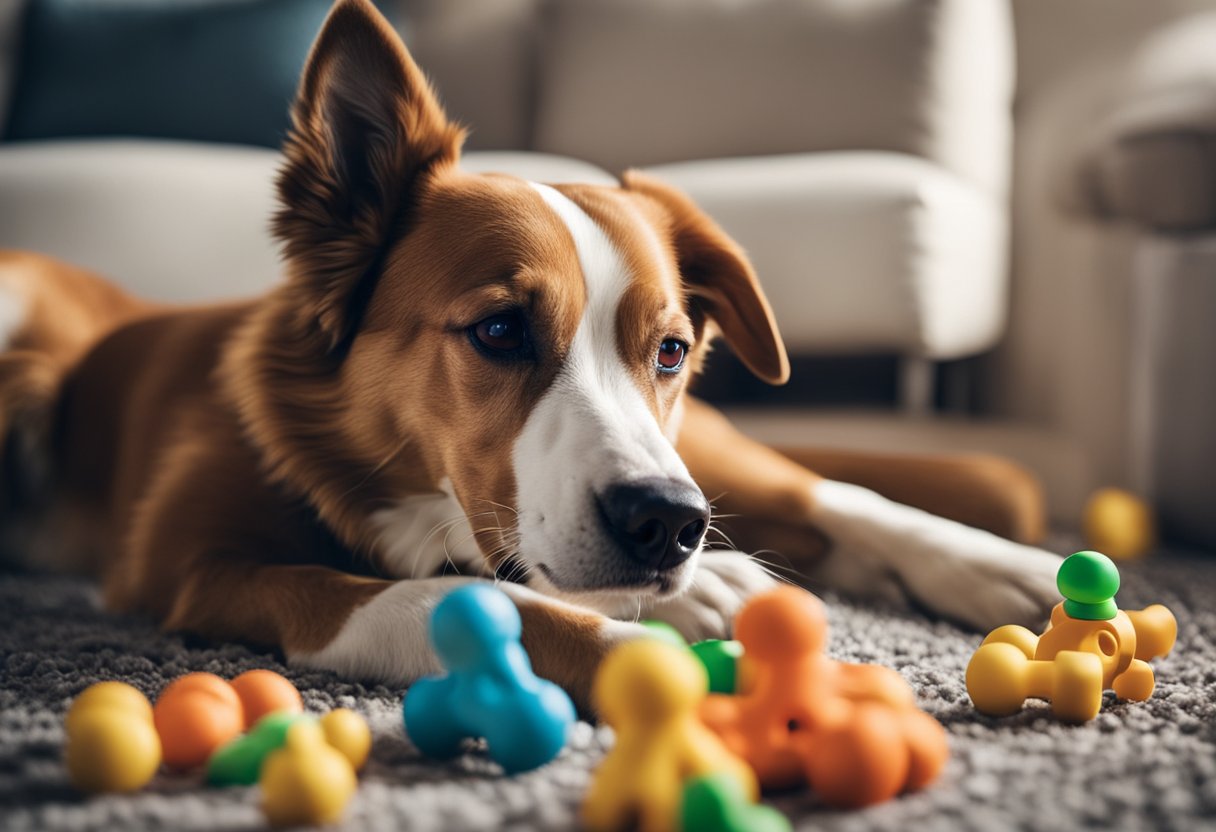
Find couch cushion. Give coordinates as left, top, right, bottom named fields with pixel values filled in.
left=643, top=152, right=1008, bottom=359
left=0, top=140, right=615, bottom=301
left=459, top=150, right=616, bottom=184
left=534, top=0, right=1013, bottom=196
left=0, top=139, right=1001, bottom=359
left=4, top=0, right=331, bottom=147
left=1070, top=12, right=1216, bottom=231
left=0, top=140, right=285, bottom=300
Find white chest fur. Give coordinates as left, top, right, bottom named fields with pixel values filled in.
left=368, top=483, right=485, bottom=580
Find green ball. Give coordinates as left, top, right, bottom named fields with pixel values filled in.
left=1057, top=551, right=1120, bottom=604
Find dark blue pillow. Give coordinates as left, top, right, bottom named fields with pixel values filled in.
left=5, top=0, right=335, bottom=147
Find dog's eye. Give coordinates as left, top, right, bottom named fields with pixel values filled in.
left=656, top=339, right=687, bottom=374
left=471, top=312, right=528, bottom=355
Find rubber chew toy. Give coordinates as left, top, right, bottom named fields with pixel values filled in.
left=690, top=640, right=745, bottom=694
left=403, top=584, right=575, bottom=774
left=260, top=720, right=357, bottom=827
left=320, top=708, right=372, bottom=771
left=967, top=550, right=1177, bottom=722
left=582, top=639, right=768, bottom=832
left=1084, top=487, right=1156, bottom=560
left=699, top=586, right=948, bottom=808
left=153, top=672, right=245, bottom=770
left=210, top=707, right=370, bottom=789
left=230, top=670, right=303, bottom=729
left=64, top=682, right=162, bottom=793
left=681, top=773, right=791, bottom=832
left=642, top=620, right=748, bottom=695
left=207, top=712, right=311, bottom=786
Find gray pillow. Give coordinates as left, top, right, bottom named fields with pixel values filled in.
left=0, top=0, right=28, bottom=137
left=4, top=0, right=333, bottom=148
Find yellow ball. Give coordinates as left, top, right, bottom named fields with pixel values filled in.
left=1083, top=487, right=1156, bottom=560
left=320, top=708, right=371, bottom=772
left=65, top=707, right=162, bottom=793
left=66, top=682, right=153, bottom=735
left=261, top=721, right=357, bottom=827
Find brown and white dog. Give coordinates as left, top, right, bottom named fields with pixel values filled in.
left=0, top=0, right=1061, bottom=708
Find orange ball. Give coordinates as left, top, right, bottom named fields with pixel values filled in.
left=231, top=670, right=303, bottom=730
left=153, top=673, right=244, bottom=770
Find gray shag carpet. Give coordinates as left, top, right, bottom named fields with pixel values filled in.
left=2, top=550, right=1215, bottom=832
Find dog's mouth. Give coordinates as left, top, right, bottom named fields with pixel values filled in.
left=534, top=562, right=682, bottom=597
left=488, top=543, right=686, bottom=594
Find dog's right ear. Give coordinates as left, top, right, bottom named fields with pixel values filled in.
left=275, top=0, right=465, bottom=352
left=622, top=171, right=790, bottom=385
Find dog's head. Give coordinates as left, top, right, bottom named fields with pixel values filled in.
left=254, top=0, right=787, bottom=606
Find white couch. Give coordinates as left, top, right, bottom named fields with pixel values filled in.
left=4, top=0, right=1208, bottom=536
left=0, top=0, right=1013, bottom=369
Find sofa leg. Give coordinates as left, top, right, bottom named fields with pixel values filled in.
left=899, top=356, right=935, bottom=415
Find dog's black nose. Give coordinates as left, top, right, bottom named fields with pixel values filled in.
left=599, top=478, right=710, bottom=571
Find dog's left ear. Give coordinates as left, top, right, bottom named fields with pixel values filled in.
left=275, top=0, right=465, bottom=351
left=623, top=171, right=790, bottom=385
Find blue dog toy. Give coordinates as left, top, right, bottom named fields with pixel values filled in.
left=402, top=584, right=576, bottom=774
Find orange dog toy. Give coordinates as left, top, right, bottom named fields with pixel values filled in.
left=230, top=670, right=303, bottom=729
left=699, top=586, right=949, bottom=808
left=152, top=672, right=245, bottom=770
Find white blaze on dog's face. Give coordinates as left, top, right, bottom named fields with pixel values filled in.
left=512, top=183, right=703, bottom=599
left=270, top=0, right=788, bottom=601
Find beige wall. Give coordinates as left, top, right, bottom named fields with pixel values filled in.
left=1012, top=0, right=1216, bottom=102
left=989, top=0, right=1216, bottom=490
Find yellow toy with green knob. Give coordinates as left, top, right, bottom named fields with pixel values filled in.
left=966, top=551, right=1177, bottom=722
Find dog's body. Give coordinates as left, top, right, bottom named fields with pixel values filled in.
left=0, top=0, right=1062, bottom=708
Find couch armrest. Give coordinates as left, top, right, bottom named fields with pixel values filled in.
left=1070, top=12, right=1216, bottom=232
left=532, top=0, right=1014, bottom=196
left=644, top=152, right=1008, bottom=359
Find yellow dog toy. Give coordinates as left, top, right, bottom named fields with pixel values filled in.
left=582, top=640, right=758, bottom=832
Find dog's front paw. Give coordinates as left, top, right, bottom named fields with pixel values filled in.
left=899, top=535, right=1062, bottom=631
left=644, top=550, right=778, bottom=642
left=810, top=481, right=1062, bottom=632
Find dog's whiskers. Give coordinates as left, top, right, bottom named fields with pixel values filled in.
left=452, top=497, right=525, bottom=586
left=445, top=524, right=513, bottom=566
left=491, top=547, right=529, bottom=587
left=743, top=549, right=800, bottom=586
left=407, top=510, right=496, bottom=580
left=466, top=498, right=519, bottom=516
left=704, top=521, right=738, bottom=551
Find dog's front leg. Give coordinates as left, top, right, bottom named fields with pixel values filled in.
left=676, top=397, right=1061, bottom=631
left=155, top=562, right=643, bottom=712
left=295, top=577, right=648, bottom=710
